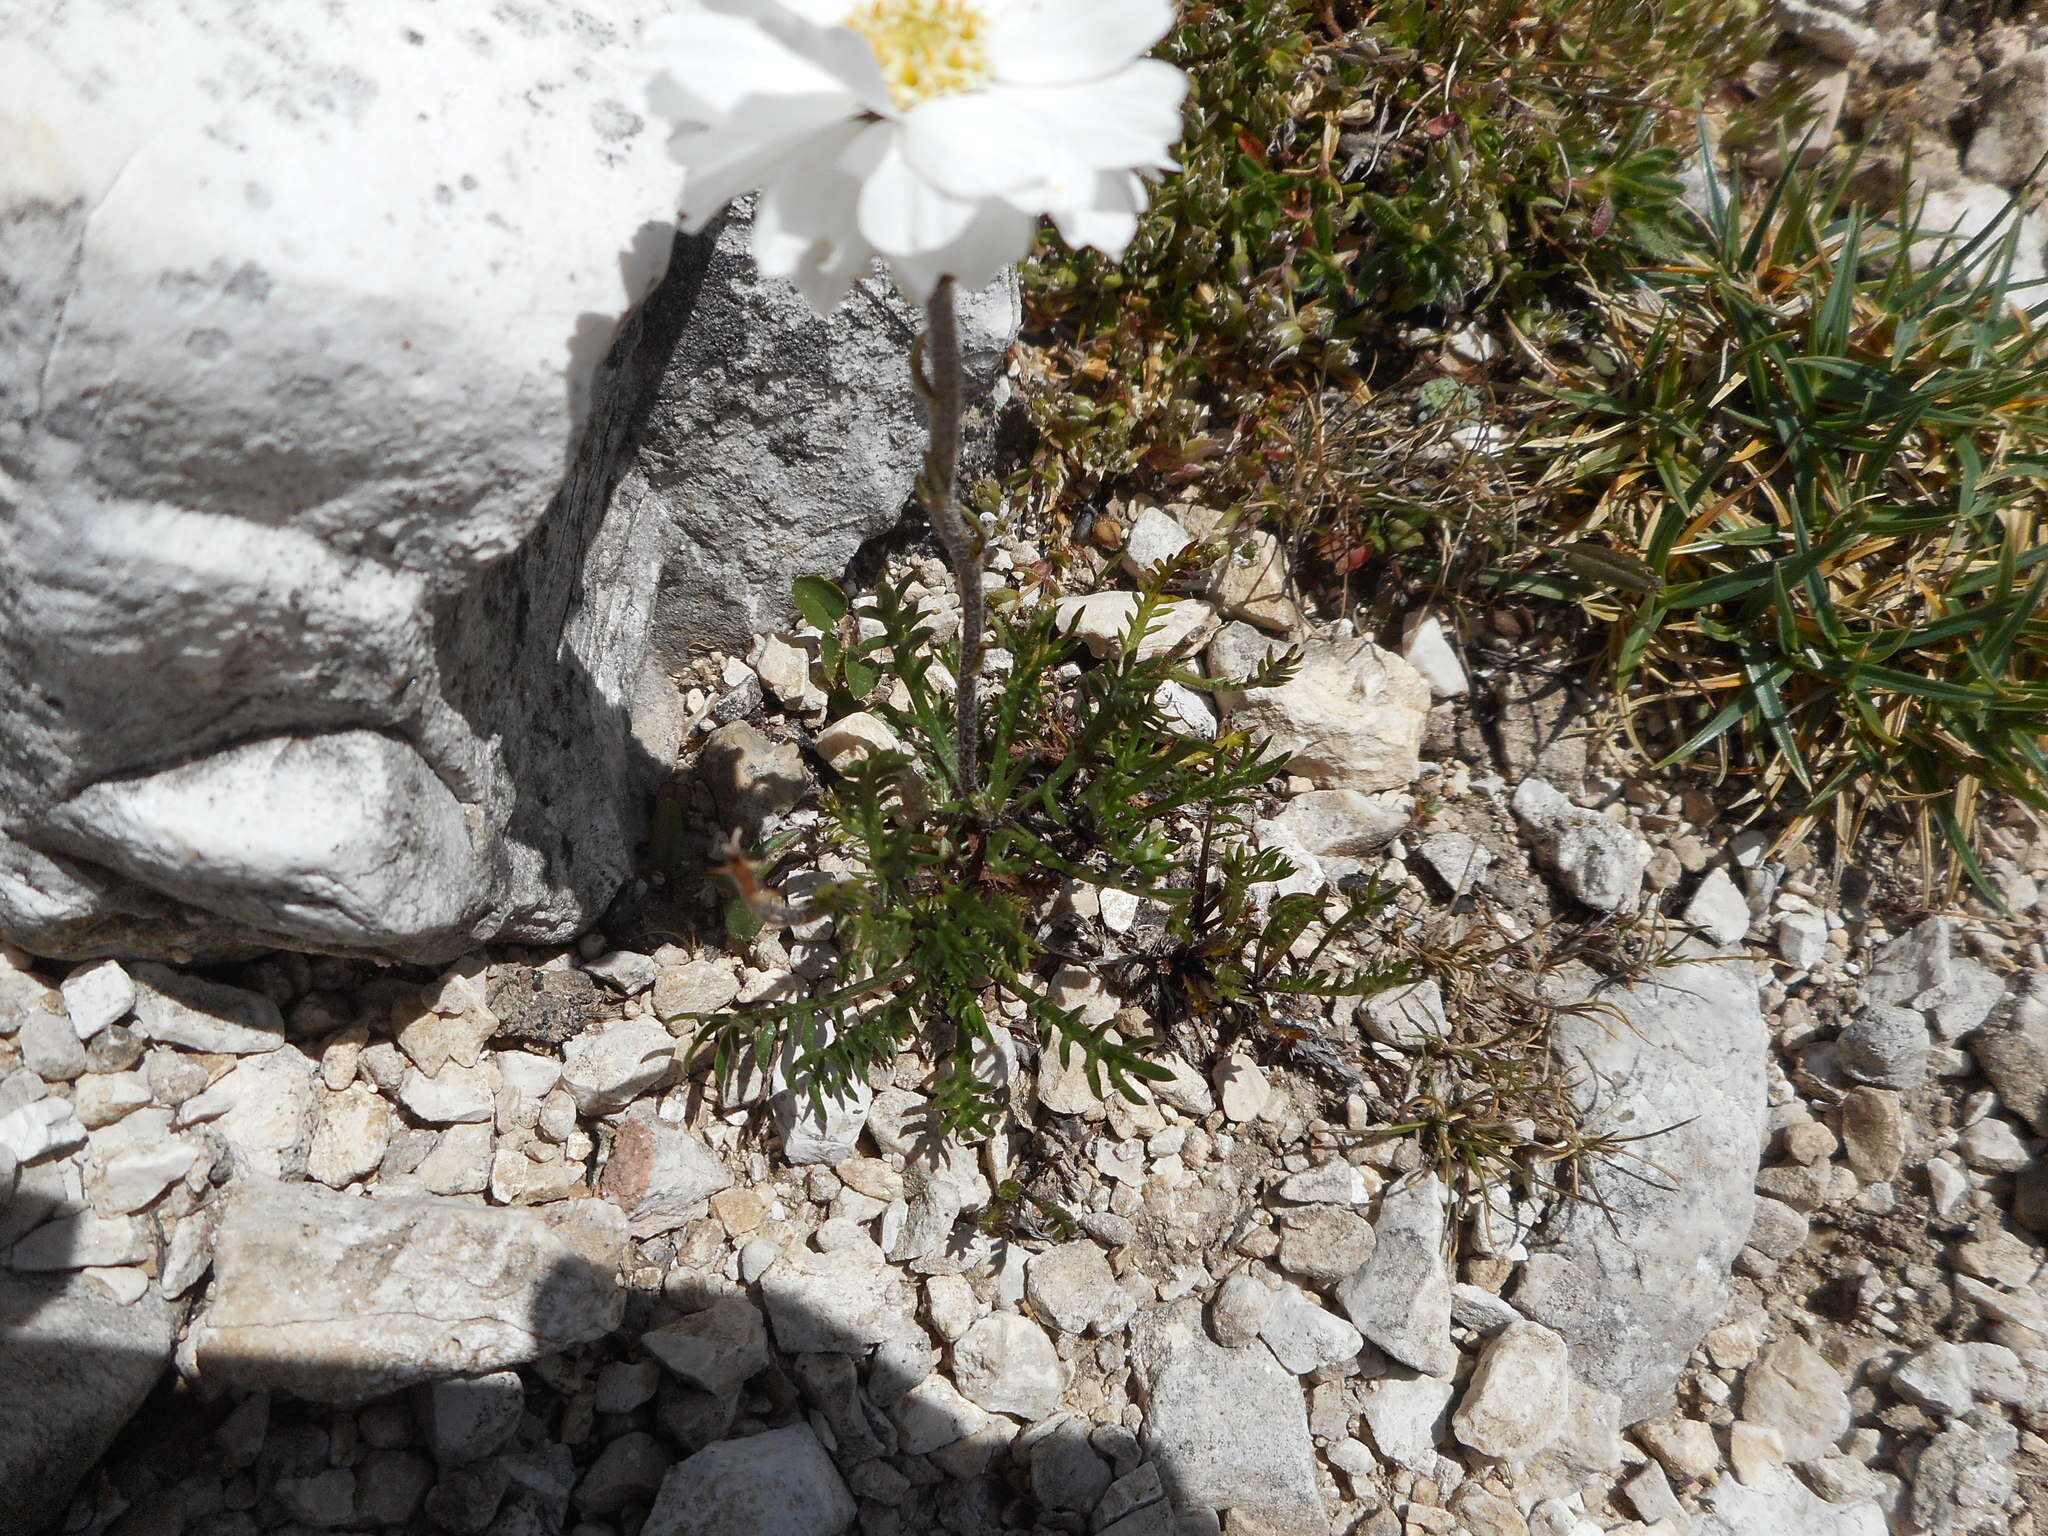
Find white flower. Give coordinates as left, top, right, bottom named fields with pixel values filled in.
left=643, top=0, right=1187, bottom=312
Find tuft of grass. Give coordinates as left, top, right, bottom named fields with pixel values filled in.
left=1516, top=157, right=2048, bottom=896
left=1347, top=903, right=1697, bottom=1257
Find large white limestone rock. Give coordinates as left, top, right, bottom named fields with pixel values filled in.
left=0, top=2, right=1016, bottom=965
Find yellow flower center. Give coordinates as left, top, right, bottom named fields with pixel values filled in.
left=845, top=0, right=993, bottom=112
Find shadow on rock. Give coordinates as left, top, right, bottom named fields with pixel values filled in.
left=4, top=1166, right=1198, bottom=1536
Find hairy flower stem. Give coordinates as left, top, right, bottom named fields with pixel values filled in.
left=915, top=276, right=985, bottom=799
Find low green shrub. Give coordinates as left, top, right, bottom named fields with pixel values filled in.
left=1519, top=158, right=2048, bottom=892
left=1018, top=0, right=1771, bottom=543
left=677, top=560, right=1403, bottom=1137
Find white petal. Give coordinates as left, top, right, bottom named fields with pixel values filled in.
left=857, top=129, right=982, bottom=259
left=753, top=130, right=884, bottom=314
left=698, top=0, right=849, bottom=20
left=644, top=12, right=856, bottom=119
left=987, top=0, right=1175, bottom=86
left=901, top=87, right=1088, bottom=199
left=1044, top=169, right=1147, bottom=256
left=1005, top=59, right=1187, bottom=172
left=680, top=0, right=894, bottom=115
left=889, top=201, right=1038, bottom=300
left=670, top=112, right=860, bottom=230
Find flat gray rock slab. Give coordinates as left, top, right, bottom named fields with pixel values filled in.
left=1336, top=1172, right=1454, bottom=1377
left=1132, top=1302, right=1325, bottom=1534
left=188, top=1178, right=625, bottom=1405
left=643, top=1424, right=855, bottom=1536
left=0, top=1271, right=181, bottom=1536
left=1515, top=953, right=1768, bottom=1424
left=1697, top=1464, right=1885, bottom=1536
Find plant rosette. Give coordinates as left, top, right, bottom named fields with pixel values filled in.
left=644, top=0, right=1187, bottom=310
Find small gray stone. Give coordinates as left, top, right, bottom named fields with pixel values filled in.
left=275, top=1468, right=356, bottom=1527
left=575, top=1430, right=674, bottom=1515
left=1683, top=868, right=1752, bottom=945
left=951, top=1312, right=1063, bottom=1421
left=1697, top=1463, right=1886, bottom=1536
left=1026, top=1240, right=1124, bottom=1336
left=423, top=1458, right=510, bottom=1534
left=1742, top=1335, right=1850, bottom=1461
left=651, top=959, right=741, bottom=1022
left=1747, top=1197, right=1810, bottom=1260
left=1273, top=1161, right=1372, bottom=1206
left=1623, top=1462, right=1686, bottom=1526
left=1416, top=832, right=1494, bottom=897
left=583, top=950, right=660, bottom=996
left=11, top=1211, right=149, bottom=1270
left=891, top=1374, right=990, bottom=1455
left=1909, top=1413, right=2018, bottom=1536
left=1258, top=1280, right=1363, bottom=1376
left=1030, top=1417, right=1113, bottom=1513
left=1265, top=791, right=1408, bottom=858
left=764, top=1242, right=910, bottom=1352
left=1120, top=506, right=1192, bottom=577
left=1360, top=1372, right=1456, bottom=1472
left=1096, top=1463, right=1171, bottom=1533
left=1836, top=1005, right=1930, bottom=1091
left=1326, top=1437, right=1376, bottom=1480
left=1861, top=917, right=1953, bottom=1010
left=17, top=1008, right=87, bottom=1082
left=1451, top=1320, right=1570, bottom=1460
left=1959, top=1115, right=2032, bottom=1174
left=0, top=1270, right=180, bottom=1535
left=1359, top=980, right=1446, bottom=1048
left=1638, top=1416, right=1723, bottom=1483
left=643, top=1424, right=855, bottom=1536
left=559, top=1015, right=674, bottom=1116
left=0, top=1098, right=86, bottom=1163
left=1336, top=1174, right=1454, bottom=1377
left=418, top=1371, right=524, bottom=1466
left=792, top=1350, right=894, bottom=1460
left=355, top=1449, right=434, bottom=1525
left=1511, top=778, right=1650, bottom=912
left=592, top=1358, right=661, bottom=1414
left=1208, top=1273, right=1272, bottom=1350
left=60, top=960, right=136, bottom=1039
left=129, top=964, right=284, bottom=1053
left=1774, top=911, right=1828, bottom=970
left=395, top=1063, right=495, bottom=1125
left=1133, top=1303, right=1324, bottom=1533
left=188, top=1179, right=625, bottom=1405
left=769, top=1078, right=870, bottom=1167
left=1513, top=952, right=1766, bottom=1424
left=1275, top=1205, right=1377, bottom=1290
left=1975, top=1004, right=2048, bottom=1134
left=1891, top=1341, right=1976, bottom=1419
left=1450, top=1284, right=1522, bottom=1336
left=642, top=1297, right=771, bottom=1398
